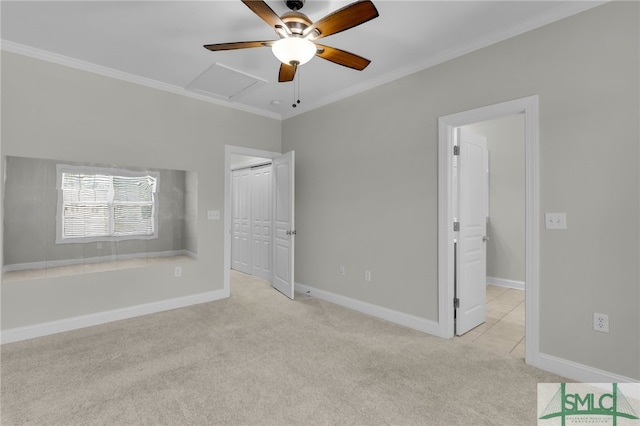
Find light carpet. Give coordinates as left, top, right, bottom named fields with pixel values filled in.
left=1, top=271, right=565, bottom=425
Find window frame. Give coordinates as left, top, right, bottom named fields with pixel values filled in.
left=55, top=164, right=159, bottom=244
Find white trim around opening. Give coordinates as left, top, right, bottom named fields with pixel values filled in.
left=437, top=95, right=540, bottom=367
left=224, top=145, right=282, bottom=297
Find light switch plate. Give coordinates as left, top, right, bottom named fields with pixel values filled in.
left=207, top=210, right=220, bottom=220
left=545, top=212, right=566, bottom=230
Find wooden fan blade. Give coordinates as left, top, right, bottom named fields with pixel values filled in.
left=315, top=44, right=371, bottom=70
left=278, top=63, right=297, bottom=82
left=203, top=41, right=273, bottom=51
left=304, top=0, right=379, bottom=40
left=242, top=0, right=287, bottom=30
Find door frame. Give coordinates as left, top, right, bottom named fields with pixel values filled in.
left=224, top=145, right=282, bottom=297
left=437, top=95, right=539, bottom=366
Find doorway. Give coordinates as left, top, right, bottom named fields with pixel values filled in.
left=457, top=115, right=526, bottom=357
left=230, top=157, right=273, bottom=280
left=437, top=96, right=540, bottom=367
left=224, top=145, right=296, bottom=299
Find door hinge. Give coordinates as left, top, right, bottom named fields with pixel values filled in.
left=454, top=298, right=460, bottom=308
left=453, top=145, right=460, bottom=156
left=286, top=230, right=297, bottom=236
left=453, top=221, right=460, bottom=232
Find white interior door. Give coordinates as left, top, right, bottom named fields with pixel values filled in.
left=456, top=128, right=488, bottom=335
left=231, top=169, right=251, bottom=274
left=272, top=151, right=295, bottom=299
left=251, top=165, right=272, bottom=280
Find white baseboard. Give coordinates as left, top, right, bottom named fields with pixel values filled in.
left=487, top=276, right=525, bottom=291
left=5, top=281, right=634, bottom=384
left=293, top=283, right=637, bottom=383
left=0, top=289, right=227, bottom=344
left=295, top=282, right=443, bottom=337
left=535, top=352, right=638, bottom=383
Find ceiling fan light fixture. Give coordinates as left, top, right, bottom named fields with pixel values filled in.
left=272, top=37, right=316, bottom=66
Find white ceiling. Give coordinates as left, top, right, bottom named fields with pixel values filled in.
left=1, top=1, right=604, bottom=120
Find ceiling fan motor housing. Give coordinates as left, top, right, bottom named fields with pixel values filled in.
left=285, top=0, right=305, bottom=11
left=281, top=11, right=312, bottom=36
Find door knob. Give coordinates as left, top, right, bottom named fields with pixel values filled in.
left=482, top=236, right=489, bottom=242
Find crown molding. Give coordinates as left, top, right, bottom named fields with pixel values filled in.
left=2, top=1, right=606, bottom=122
left=0, top=40, right=282, bottom=121
left=280, top=0, right=608, bottom=120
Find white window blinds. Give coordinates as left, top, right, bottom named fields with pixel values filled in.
left=56, top=166, right=158, bottom=243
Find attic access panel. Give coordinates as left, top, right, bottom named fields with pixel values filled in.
left=186, top=63, right=266, bottom=101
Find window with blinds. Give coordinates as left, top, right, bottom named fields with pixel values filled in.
left=56, top=165, right=158, bottom=243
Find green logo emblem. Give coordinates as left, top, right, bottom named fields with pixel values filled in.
left=539, top=383, right=639, bottom=425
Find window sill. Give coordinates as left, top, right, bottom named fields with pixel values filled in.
left=3, top=254, right=195, bottom=283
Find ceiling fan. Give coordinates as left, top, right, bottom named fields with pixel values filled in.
left=203, top=0, right=379, bottom=82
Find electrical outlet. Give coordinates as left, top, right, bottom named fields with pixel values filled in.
left=174, top=266, right=182, bottom=278
left=545, top=212, right=567, bottom=229
left=364, top=270, right=371, bottom=282
left=339, top=265, right=346, bottom=276
left=593, top=312, right=609, bottom=332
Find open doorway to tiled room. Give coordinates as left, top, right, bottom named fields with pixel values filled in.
left=459, top=285, right=525, bottom=358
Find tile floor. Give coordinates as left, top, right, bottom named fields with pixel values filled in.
left=457, top=285, right=525, bottom=358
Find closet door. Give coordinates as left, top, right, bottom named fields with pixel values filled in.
left=251, top=165, right=272, bottom=280
left=231, top=168, right=251, bottom=274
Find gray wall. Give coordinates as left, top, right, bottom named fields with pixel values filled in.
left=3, top=156, right=193, bottom=267
left=465, top=114, right=525, bottom=284
left=1, top=50, right=281, bottom=329
left=282, top=2, right=639, bottom=379
left=1, top=2, right=638, bottom=382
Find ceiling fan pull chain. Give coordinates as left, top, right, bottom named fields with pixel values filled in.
left=292, top=78, right=296, bottom=108
left=292, top=71, right=301, bottom=108
left=297, top=71, right=301, bottom=106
